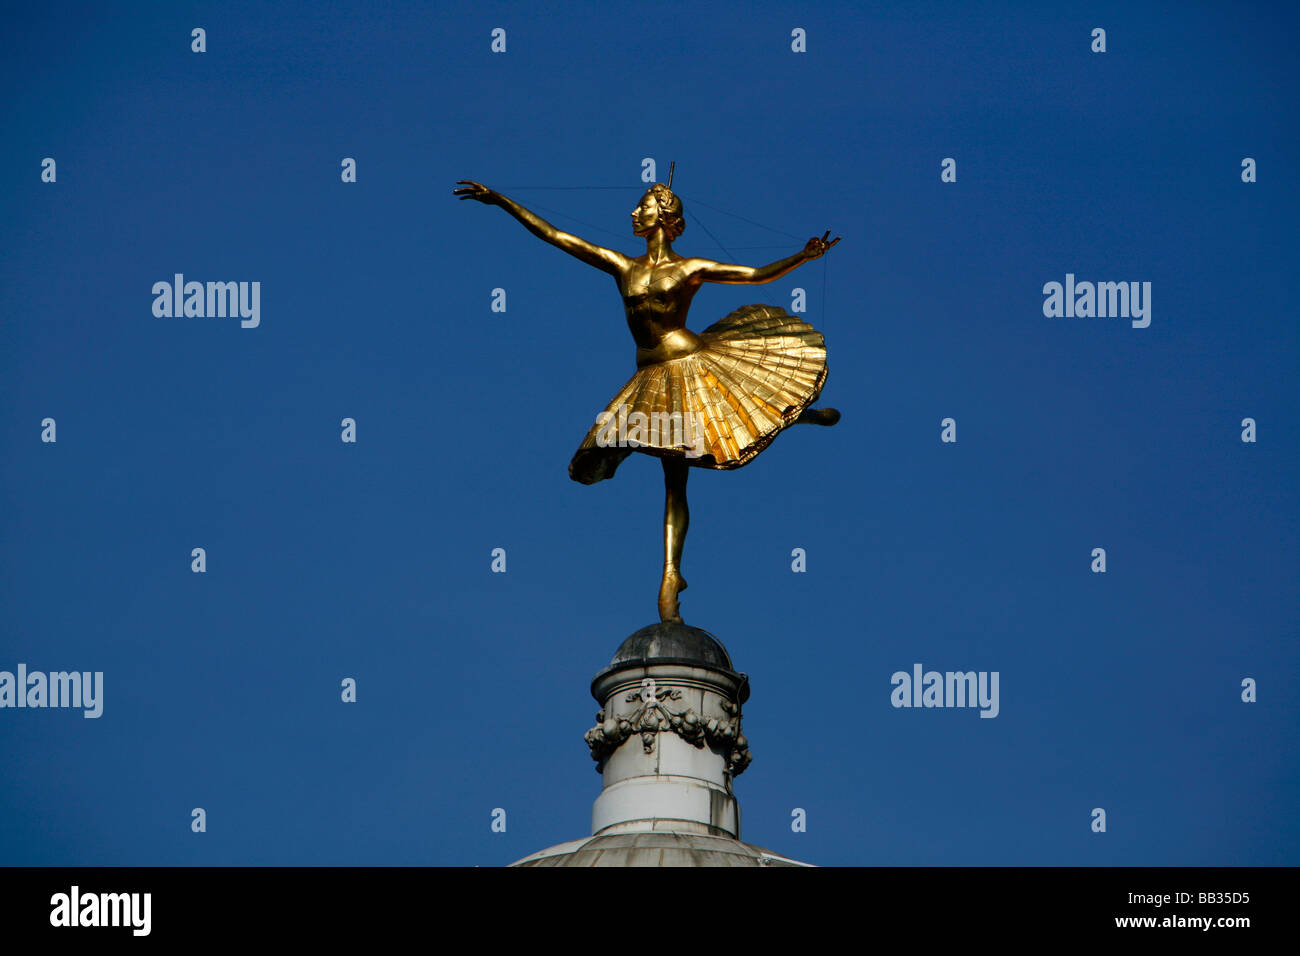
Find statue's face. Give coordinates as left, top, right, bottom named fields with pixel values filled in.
left=631, top=191, right=661, bottom=236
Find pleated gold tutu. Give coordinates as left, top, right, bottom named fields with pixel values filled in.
left=569, top=304, right=828, bottom=484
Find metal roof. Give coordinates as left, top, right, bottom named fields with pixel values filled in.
left=509, top=831, right=813, bottom=867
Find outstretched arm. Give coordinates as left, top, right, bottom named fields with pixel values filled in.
left=692, top=231, right=841, bottom=284
left=454, top=180, right=629, bottom=277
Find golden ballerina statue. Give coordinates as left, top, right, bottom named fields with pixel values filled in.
left=455, top=169, right=840, bottom=624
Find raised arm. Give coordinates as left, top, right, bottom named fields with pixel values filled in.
left=691, top=231, right=841, bottom=284
left=454, top=180, right=629, bottom=277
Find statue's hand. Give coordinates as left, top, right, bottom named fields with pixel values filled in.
left=453, top=180, right=501, bottom=205
left=803, top=231, right=841, bottom=259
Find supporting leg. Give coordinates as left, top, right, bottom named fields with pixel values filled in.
left=659, top=457, right=690, bottom=623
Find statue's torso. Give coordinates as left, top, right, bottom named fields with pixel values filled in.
left=619, top=256, right=705, bottom=367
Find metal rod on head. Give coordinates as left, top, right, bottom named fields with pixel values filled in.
left=668, top=161, right=675, bottom=188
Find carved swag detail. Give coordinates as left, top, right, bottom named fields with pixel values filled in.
left=585, top=678, right=751, bottom=776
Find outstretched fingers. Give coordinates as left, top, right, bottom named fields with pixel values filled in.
left=453, top=179, right=488, bottom=200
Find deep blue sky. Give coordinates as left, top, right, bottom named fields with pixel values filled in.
left=2, top=1, right=1296, bottom=866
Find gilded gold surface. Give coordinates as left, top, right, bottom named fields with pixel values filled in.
left=454, top=176, right=840, bottom=623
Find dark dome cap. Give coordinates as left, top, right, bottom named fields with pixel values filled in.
left=609, top=622, right=734, bottom=669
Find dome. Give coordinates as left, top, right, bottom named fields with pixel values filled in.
left=591, top=620, right=749, bottom=714
left=509, top=831, right=812, bottom=867
left=607, top=621, right=733, bottom=669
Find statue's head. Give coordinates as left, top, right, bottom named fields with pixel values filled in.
left=631, top=184, right=685, bottom=240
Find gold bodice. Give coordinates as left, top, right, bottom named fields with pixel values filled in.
left=620, top=257, right=705, bottom=367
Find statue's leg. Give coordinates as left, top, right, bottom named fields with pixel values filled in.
left=659, top=456, right=690, bottom=624
left=796, top=407, right=841, bottom=426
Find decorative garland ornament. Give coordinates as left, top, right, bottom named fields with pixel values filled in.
left=585, top=678, right=752, bottom=776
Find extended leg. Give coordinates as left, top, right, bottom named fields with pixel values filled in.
left=796, top=407, right=841, bottom=426
left=659, top=457, right=690, bottom=623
